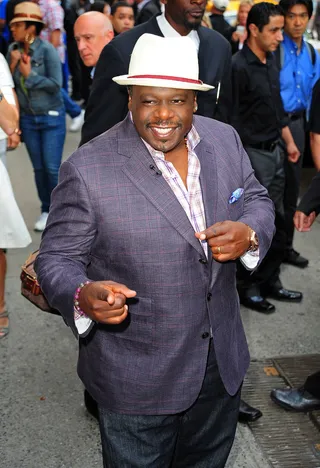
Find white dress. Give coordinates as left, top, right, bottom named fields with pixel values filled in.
left=0, top=53, right=31, bottom=249
left=0, top=153, right=31, bottom=249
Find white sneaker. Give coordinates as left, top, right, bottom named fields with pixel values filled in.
left=69, top=109, right=85, bottom=132
left=34, top=212, right=49, bottom=232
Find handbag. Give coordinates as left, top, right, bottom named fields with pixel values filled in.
left=20, top=250, right=60, bottom=316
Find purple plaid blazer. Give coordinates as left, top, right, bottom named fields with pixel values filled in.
left=36, top=115, right=275, bottom=414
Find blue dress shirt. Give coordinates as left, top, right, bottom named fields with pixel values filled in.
left=279, top=33, right=320, bottom=114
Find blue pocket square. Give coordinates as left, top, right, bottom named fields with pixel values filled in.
left=229, top=188, right=244, bottom=204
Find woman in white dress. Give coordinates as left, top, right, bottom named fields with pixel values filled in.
left=0, top=52, right=31, bottom=338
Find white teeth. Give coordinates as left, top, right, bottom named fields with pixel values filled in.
left=153, top=127, right=174, bottom=136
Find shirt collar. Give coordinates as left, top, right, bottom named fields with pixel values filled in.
left=283, top=32, right=306, bottom=52
left=156, top=13, right=200, bottom=52
left=242, top=43, right=273, bottom=65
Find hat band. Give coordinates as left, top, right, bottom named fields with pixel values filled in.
left=127, top=74, right=202, bottom=85
left=13, top=13, right=43, bottom=21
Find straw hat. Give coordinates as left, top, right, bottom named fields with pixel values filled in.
left=113, top=34, right=214, bottom=92
left=10, top=2, right=45, bottom=25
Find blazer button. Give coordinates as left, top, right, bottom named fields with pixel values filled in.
left=202, top=332, right=210, bottom=339
left=199, top=258, right=207, bottom=264
left=207, top=293, right=212, bottom=301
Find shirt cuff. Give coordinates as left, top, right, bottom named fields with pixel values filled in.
left=240, top=249, right=260, bottom=270
left=74, top=307, right=94, bottom=337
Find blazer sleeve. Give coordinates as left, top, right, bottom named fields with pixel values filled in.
left=297, top=171, right=320, bottom=216
left=35, top=159, right=97, bottom=336
left=80, top=41, right=129, bottom=145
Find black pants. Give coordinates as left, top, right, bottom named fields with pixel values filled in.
left=304, top=371, right=320, bottom=399
left=283, top=115, right=305, bottom=251
left=66, top=37, right=82, bottom=100
left=98, top=341, right=241, bottom=468
left=237, top=144, right=287, bottom=292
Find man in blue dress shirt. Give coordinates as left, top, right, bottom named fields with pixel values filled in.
left=278, top=0, right=320, bottom=269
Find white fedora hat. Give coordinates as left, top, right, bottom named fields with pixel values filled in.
left=113, top=34, right=214, bottom=92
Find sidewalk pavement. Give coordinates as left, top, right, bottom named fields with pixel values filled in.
left=1, top=129, right=319, bottom=468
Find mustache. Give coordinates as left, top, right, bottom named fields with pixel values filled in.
left=146, top=121, right=182, bottom=127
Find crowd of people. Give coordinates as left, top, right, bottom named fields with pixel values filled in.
left=0, top=0, right=320, bottom=465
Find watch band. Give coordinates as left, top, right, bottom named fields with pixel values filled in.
left=247, top=227, right=259, bottom=252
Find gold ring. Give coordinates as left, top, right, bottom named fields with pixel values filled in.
left=217, top=246, right=221, bottom=254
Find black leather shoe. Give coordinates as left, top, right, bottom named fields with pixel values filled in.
left=268, top=287, right=302, bottom=302
left=238, top=399, right=263, bottom=423
left=283, top=249, right=309, bottom=269
left=84, top=389, right=99, bottom=420
left=270, top=387, right=320, bottom=412
left=240, top=295, right=275, bottom=313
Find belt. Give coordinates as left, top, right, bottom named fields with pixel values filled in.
left=248, top=139, right=280, bottom=152
left=286, top=110, right=305, bottom=121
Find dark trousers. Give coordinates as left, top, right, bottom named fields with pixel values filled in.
left=98, top=341, right=241, bottom=468
left=283, top=116, right=305, bottom=251
left=305, top=371, right=320, bottom=399
left=237, top=144, right=286, bottom=292
left=66, top=37, right=82, bottom=99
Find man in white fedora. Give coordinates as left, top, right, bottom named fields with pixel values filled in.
left=80, top=0, right=233, bottom=145
left=36, top=34, right=274, bottom=467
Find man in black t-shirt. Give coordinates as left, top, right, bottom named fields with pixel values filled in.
left=232, top=2, right=302, bottom=313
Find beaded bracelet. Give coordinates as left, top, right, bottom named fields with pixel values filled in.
left=74, top=281, right=91, bottom=317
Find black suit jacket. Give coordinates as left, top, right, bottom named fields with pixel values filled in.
left=135, top=0, right=161, bottom=25
left=81, top=16, right=232, bottom=145
left=298, top=172, right=320, bottom=216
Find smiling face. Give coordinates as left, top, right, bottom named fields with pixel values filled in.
left=163, top=0, right=207, bottom=35
left=128, top=86, right=196, bottom=154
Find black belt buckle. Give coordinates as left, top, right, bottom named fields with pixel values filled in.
left=269, top=140, right=279, bottom=152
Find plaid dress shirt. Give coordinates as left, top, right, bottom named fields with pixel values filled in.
left=142, top=125, right=208, bottom=257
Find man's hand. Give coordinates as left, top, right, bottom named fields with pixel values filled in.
left=195, top=221, right=250, bottom=262
left=293, top=210, right=316, bottom=232
left=287, top=141, right=300, bottom=163
left=78, top=281, right=136, bottom=325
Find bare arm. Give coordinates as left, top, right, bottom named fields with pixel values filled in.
left=281, top=126, right=300, bottom=163
left=310, top=132, right=320, bottom=171
left=50, top=29, right=61, bottom=48
left=0, top=92, right=19, bottom=135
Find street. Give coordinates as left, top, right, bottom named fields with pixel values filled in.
left=1, top=126, right=320, bottom=468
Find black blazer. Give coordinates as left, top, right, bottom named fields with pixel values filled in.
left=298, top=171, right=320, bottom=216
left=135, top=0, right=161, bottom=25
left=80, top=15, right=232, bottom=145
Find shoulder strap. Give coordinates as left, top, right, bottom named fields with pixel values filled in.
left=274, top=43, right=284, bottom=70
left=306, top=42, right=316, bottom=66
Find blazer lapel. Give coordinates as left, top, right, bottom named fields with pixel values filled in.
left=196, top=123, right=220, bottom=275
left=119, top=117, right=205, bottom=257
